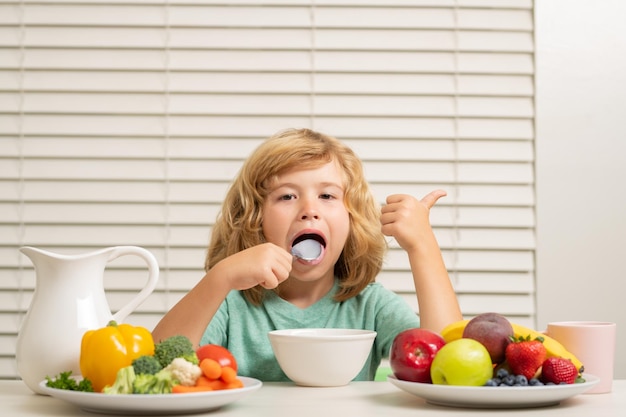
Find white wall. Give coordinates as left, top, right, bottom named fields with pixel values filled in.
left=535, top=0, right=626, bottom=378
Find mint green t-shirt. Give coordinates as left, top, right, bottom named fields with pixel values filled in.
left=200, top=280, right=420, bottom=382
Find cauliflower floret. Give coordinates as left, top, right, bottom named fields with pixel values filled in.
left=164, top=357, right=202, bottom=386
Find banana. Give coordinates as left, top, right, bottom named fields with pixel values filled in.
left=510, top=323, right=584, bottom=373
left=439, top=319, right=470, bottom=343
left=439, top=318, right=584, bottom=374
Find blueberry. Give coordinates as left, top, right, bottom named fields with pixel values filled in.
left=514, top=375, right=528, bottom=386
left=529, top=378, right=544, bottom=386
left=485, top=379, right=499, bottom=387
left=502, top=375, right=516, bottom=386
left=496, top=368, right=509, bottom=379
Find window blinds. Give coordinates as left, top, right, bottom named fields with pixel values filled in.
left=0, top=0, right=535, bottom=379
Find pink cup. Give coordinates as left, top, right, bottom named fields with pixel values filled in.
left=545, top=321, right=616, bottom=394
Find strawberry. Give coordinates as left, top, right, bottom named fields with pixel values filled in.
left=505, top=335, right=547, bottom=380
left=541, top=357, right=578, bottom=384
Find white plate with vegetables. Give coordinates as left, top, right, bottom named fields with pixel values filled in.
left=39, top=376, right=263, bottom=415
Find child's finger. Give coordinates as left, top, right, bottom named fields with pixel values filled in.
left=420, top=189, right=447, bottom=209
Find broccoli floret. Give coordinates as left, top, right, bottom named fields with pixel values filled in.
left=154, top=335, right=199, bottom=367
left=132, top=355, right=163, bottom=375
left=103, top=366, right=136, bottom=395
left=132, top=369, right=178, bottom=394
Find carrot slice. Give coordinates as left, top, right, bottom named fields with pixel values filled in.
left=206, top=379, right=228, bottom=390
left=225, top=378, right=244, bottom=389
left=200, top=358, right=222, bottom=380
left=195, top=375, right=212, bottom=387
left=172, top=384, right=213, bottom=393
left=220, top=366, right=238, bottom=384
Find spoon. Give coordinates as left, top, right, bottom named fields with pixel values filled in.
left=291, top=239, right=322, bottom=261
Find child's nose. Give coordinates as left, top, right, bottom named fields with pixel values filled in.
left=300, top=200, right=320, bottom=220
left=301, top=211, right=320, bottom=220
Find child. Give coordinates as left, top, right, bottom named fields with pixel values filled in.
left=152, top=128, right=462, bottom=381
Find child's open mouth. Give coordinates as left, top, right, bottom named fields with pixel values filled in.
left=291, top=233, right=326, bottom=262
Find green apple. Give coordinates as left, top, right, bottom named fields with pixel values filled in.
left=430, top=338, right=493, bottom=386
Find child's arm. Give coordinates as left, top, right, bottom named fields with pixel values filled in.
left=151, top=243, right=292, bottom=346
left=380, top=191, right=462, bottom=334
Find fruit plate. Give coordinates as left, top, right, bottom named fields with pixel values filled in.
left=39, top=376, right=262, bottom=415
left=387, top=374, right=599, bottom=409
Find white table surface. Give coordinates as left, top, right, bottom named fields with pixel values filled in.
left=2, top=379, right=625, bottom=417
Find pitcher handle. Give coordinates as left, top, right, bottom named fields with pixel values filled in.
left=107, top=246, right=160, bottom=323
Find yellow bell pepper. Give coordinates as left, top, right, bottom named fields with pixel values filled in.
left=80, top=320, right=155, bottom=392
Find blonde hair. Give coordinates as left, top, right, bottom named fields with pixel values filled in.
left=205, top=128, right=387, bottom=304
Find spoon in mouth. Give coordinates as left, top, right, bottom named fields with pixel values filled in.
left=291, top=239, right=322, bottom=261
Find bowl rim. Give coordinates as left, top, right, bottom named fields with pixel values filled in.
left=268, top=328, right=377, bottom=340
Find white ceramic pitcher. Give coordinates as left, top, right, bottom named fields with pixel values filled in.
left=16, top=246, right=160, bottom=394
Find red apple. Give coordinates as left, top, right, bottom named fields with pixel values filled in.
left=389, top=328, right=446, bottom=383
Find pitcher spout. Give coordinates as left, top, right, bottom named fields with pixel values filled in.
left=20, top=245, right=56, bottom=261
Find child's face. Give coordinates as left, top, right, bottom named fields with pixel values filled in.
left=262, top=160, right=350, bottom=280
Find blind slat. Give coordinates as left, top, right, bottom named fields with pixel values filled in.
left=8, top=160, right=533, bottom=183
left=0, top=181, right=536, bottom=206
left=3, top=49, right=533, bottom=73
left=2, top=225, right=534, bottom=251
left=1, top=72, right=534, bottom=96
left=388, top=249, right=534, bottom=271
left=4, top=27, right=533, bottom=51
left=0, top=203, right=533, bottom=228
left=3, top=94, right=535, bottom=117
left=1, top=138, right=533, bottom=162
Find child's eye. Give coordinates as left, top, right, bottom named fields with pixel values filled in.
left=280, top=194, right=296, bottom=201
left=320, top=193, right=334, bottom=200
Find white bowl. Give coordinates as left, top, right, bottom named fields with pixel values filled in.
left=268, top=328, right=377, bottom=387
